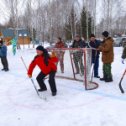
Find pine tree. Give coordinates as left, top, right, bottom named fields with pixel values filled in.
left=80, top=6, right=93, bottom=40
left=88, top=15, right=92, bottom=37
left=81, top=7, right=87, bottom=39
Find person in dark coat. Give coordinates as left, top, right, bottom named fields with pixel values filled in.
left=0, top=39, right=9, bottom=71
left=89, top=34, right=101, bottom=78
left=71, top=35, right=86, bottom=75
left=98, top=31, right=114, bottom=82
left=121, top=41, right=126, bottom=64
left=28, top=46, right=58, bottom=96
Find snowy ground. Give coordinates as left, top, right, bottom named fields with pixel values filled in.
left=0, top=45, right=126, bottom=126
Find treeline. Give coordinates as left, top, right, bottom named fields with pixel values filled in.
left=1, top=0, right=126, bottom=42
left=0, top=0, right=94, bottom=43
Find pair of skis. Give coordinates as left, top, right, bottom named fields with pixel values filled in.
left=21, top=56, right=47, bottom=100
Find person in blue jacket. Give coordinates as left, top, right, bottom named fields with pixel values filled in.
left=89, top=34, right=101, bottom=78
left=0, top=39, right=9, bottom=71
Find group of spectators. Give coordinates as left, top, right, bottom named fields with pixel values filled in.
left=54, top=31, right=114, bottom=83
left=0, top=30, right=116, bottom=84
left=1, top=31, right=126, bottom=96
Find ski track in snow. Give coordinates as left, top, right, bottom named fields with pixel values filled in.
left=0, top=46, right=126, bottom=126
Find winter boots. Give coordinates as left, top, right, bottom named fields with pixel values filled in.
left=105, top=77, right=113, bottom=82
left=100, top=75, right=113, bottom=82
left=94, top=76, right=100, bottom=78
left=2, top=68, right=9, bottom=72
left=38, top=88, right=47, bottom=92
left=52, top=92, right=57, bottom=96
left=100, top=64, right=113, bottom=83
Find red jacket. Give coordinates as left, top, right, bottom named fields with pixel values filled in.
left=28, top=55, right=58, bottom=75
left=55, top=41, right=65, bottom=48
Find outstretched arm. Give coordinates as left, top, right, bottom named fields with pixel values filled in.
left=27, top=59, right=37, bottom=77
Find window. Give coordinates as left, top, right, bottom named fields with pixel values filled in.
left=24, top=34, right=27, bottom=36
left=19, top=34, right=22, bottom=36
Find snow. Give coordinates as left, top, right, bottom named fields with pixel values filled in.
left=0, top=46, right=126, bottom=126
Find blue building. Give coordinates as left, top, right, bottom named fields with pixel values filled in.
left=1, top=28, right=31, bottom=45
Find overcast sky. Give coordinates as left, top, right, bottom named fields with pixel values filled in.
left=0, top=0, right=126, bottom=25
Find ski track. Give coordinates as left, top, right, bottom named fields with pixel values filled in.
left=0, top=46, right=126, bottom=126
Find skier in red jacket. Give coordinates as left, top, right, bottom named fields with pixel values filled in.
left=28, top=46, right=58, bottom=96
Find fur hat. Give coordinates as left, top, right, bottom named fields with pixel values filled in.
left=102, top=31, right=109, bottom=38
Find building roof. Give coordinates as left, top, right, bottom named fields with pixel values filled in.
left=2, top=28, right=30, bottom=38
left=2, top=29, right=15, bottom=38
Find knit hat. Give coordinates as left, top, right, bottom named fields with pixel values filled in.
left=102, top=31, right=109, bottom=38
left=36, top=45, right=45, bottom=52
left=90, top=34, right=95, bottom=38
left=0, top=39, right=3, bottom=44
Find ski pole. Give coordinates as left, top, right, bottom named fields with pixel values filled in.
left=119, top=69, right=126, bottom=94
left=21, top=56, right=40, bottom=97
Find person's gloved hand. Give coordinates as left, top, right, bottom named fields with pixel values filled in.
left=51, top=51, right=57, bottom=58
left=122, top=59, right=125, bottom=64
left=98, top=46, right=102, bottom=51
left=28, top=74, right=32, bottom=78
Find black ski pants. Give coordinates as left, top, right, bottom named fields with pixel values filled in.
left=36, top=71, right=57, bottom=93
left=1, top=56, right=9, bottom=70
